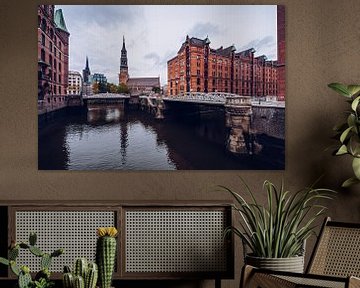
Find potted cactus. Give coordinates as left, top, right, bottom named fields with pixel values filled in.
left=96, top=227, right=118, bottom=288
left=62, top=258, right=98, bottom=288
left=0, top=232, right=63, bottom=288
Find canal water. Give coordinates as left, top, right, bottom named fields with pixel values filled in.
left=38, top=106, right=284, bottom=170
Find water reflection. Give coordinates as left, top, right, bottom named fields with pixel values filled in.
left=38, top=106, right=284, bottom=170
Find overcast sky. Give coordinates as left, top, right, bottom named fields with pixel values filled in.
left=57, top=5, right=277, bottom=85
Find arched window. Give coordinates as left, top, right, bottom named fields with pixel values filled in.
left=38, top=16, right=41, bottom=27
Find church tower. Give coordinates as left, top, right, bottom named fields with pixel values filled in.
left=82, top=56, right=91, bottom=83
left=119, top=36, right=129, bottom=85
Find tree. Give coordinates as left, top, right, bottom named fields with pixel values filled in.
left=152, top=86, right=161, bottom=94
left=117, top=83, right=130, bottom=94
left=92, top=82, right=99, bottom=94
left=98, top=81, right=107, bottom=93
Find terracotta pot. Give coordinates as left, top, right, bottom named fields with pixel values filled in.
left=245, top=254, right=305, bottom=273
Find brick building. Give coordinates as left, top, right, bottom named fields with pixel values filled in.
left=38, top=5, right=70, bottom=114
left=167, top=35, right=278, bottom=98
left=277, top=5, right=286, bottom=101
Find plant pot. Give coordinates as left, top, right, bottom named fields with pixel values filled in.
left=245, top=254, right=305, bottom=273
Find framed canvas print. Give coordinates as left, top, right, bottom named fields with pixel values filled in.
left=38, top=5, right=285, bottom=170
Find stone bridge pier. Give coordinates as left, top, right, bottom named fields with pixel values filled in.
left=225, top=96, right=254, bottom=155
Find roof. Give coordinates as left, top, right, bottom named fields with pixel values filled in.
left=178, top=36, right=210, bottom=53
left=54, top=9, right=69, bottom=33
left=236, top=48, right=256, bottom=57
left=214, top=45, right=236, bottom=56
left=127, top=77, right=160, bottom=87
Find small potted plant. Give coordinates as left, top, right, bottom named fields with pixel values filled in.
left=328, top=83, right=360, bottom=187
left=221, top=179, right=335, bottom=273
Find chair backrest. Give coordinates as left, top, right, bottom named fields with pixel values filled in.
left=307, top=217, right=360, bottom=277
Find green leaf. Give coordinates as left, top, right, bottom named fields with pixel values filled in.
left=340, top=127, right=353, bottom=143
left=351, top=95, right=360, bottom=111
left=0, top=257, right=9, bottom=266
left=347, top=85, right=360, bottom=97
left=347, top=114, right=356, bottom=127
left=336, top=144, right=348, bottom=155
left=349, top=135, right=360, bottom=157
left=328, top=83, right=351, bottom=97
left=342, top=177, right=360, bottom=188
left=352, top=157, right=360, bottom=179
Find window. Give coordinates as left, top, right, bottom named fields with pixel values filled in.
left=49, top=42, right=52, bottom=52
left=58, top=86, right=61, bottom=94
left=197, top=70, right=200, bottom=76
left=58, top=74, right=61, bottom=83
left=197, top=87, right=200, bottom=92
left=41, top=34, right=45, bottom=46
left=41, top=19, right=47, bottom=32
left=54, top=72, right=56, bottom=83
left=54, top=59, right=56, bottom=70
left=58, top=63, right=61, bottom=72
left=40, top=49, right=45, bottom=61
left=197, top=78, right=200, bottom=85
left=49, top=55, right=52, bottom=67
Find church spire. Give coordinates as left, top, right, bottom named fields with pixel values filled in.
left=83, top=56, right=91, bottom=83
left=122, top=35, right=126, bottom=51
left=120, top=35, right=128, bottom=69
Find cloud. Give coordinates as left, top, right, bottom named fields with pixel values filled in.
left=60, top=5, right=141, bottom=28
left=240, top=35, right=275, bottom=52
left=144, top=52, right=161, bottom=65
left=187, top=22, right=220, bottom=39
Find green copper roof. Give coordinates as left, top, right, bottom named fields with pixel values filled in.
left=54, top=9, right=69, bottom=33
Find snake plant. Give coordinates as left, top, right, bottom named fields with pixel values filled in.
left=328, top=83, right=360, bottom=187
left=221, top=179, right=335, bottom=258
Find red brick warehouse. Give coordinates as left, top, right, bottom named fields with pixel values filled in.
left=167, top=6, right=285, bottom=101
left=38, top=5, right=70, bottom=114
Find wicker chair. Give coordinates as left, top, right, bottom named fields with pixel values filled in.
left=241, top=217, right=360, bottom=288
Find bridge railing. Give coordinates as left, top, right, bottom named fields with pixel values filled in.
left=83, top=93, right=130, bottom=99
left=164, top=92, right=241, bottom=103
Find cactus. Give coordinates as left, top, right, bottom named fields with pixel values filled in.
left=74, top=258, right=88, bottom=279
left=74, top=275, right=85, bottom=288
left=18, top=269, right=32, bottom=288
left=63, top=260, right=98, bottom=288
left=29, top=232, right=37, bottom=246
left=96, top=227, right=118, bottom=288
left=29, top=245, right=44, bottom=257
left=63, top=272, right=74, bottom=288
left=85, top=263, right=98, bottom=288
left=0, top=233, right=64, bottom=288
left=41, top=253, right=52, bottom=270
left=9, top=246, right=19, bottom=260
